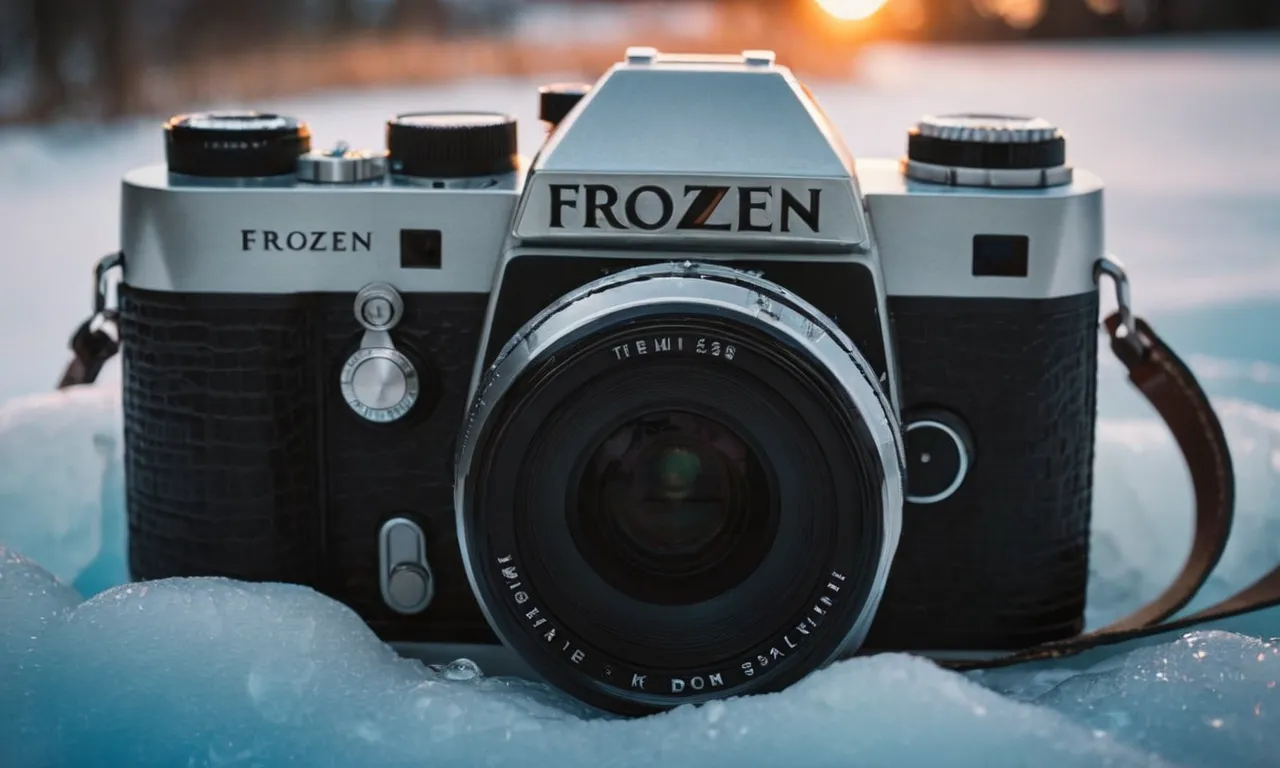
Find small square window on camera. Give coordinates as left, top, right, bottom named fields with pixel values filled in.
left=972, top=234, right=1029, bottom=278
left=401, top=229, right=442, bottom=269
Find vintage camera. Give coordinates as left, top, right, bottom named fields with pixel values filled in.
left=114, top=47, right=1103, bottom=715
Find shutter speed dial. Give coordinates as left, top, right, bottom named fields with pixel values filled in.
left=341, top=283, right=419, bottom=423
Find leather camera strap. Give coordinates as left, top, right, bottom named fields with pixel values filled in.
left=58, top=311, right=120, bottom=390
left=54, top=291, right=1280, bottom=671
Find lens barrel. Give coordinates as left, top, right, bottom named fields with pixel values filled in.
left=456, top=262, right=903, bottom=715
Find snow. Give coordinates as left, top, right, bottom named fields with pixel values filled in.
left=1, top=38, right=1279, bottom=768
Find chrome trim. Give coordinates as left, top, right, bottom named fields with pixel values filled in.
left=296, top=145, right=388, bottom=184
left=454, top=261, right=906, bottom=672
left=93, top=251, right=123, bottom=316
left=118, top=163, right=520, bottom=294
left=467, top=246, right=903, bottom=419
left=904, top=419, right=970, bottom=505
left=1094, top=254, right=1149, bottom=356
left=915, top=114, right=1061, bottom=144
left=901, top=158, right=1073, bottom=189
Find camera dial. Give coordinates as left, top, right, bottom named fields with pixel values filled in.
left=163, top=110, right=311, bottom=178
left=904, top=113, right=1072, bottom=188
left=386, top=111, right=518, bottom=178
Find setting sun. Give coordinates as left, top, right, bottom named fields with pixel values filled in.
left=814, top=0, right=892, bottom=22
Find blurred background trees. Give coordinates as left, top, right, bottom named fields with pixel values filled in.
left=0, top=0, right=1275, bottom=125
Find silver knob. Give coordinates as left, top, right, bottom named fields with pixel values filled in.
left=296, top=144, right=388, bottom=184
left=354, top=283, right=404, bottom=332
left=340, top=348, right=419, bottom=423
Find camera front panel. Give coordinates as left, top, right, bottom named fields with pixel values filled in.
left=120, top=286, right=499, bottom=645
left=866, top=291, right=1100, bottom=651
left=319, top=290, right=496, bottom=644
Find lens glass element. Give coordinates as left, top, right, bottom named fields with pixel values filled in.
left=572, top=410, right=775, bottom=605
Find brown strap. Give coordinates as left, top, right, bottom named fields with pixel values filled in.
left=57, top=311, right=119, bottom=389
left=944, top=311, right=1258, bottom=671
left=1097, top=312, right=1234, bottom=631
left=58, top=251, right=123, bottom=390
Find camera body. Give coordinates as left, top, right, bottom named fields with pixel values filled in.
left=117, top=47, right=1102, bottom=712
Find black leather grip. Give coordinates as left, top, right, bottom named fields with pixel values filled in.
left=865, top=291, right=1101, bottom=650
left=120, top=286, right=497, bottom=644
left=120, top=287, right=324, bottom=585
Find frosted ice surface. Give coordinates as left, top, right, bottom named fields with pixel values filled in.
left=0, top=546, right=80, bottom=659
left=1034, top=632, right=1280, bottom=768
left=0, top=547, right=83, bottom=764
left=0, top=573, right=1170, bottom=768
left=1087, top=397, right=1280, bottom=628
left=0, top=386, right=126, bottom=597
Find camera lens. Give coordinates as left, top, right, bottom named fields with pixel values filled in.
left=456, top=263, right=903, bottom=716
left=572, top=409, right=776, bottom=606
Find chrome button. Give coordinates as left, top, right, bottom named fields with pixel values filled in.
left=904, top=411, right=974, bottom=505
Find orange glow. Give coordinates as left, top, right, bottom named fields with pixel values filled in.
left=814, top=0, right=892, bottom=23
left=972, top=0, right=1048, bottom=29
